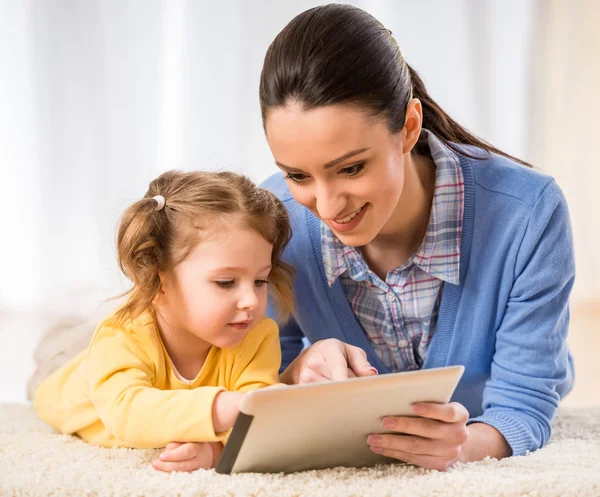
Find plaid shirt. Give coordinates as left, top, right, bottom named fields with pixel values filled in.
left=321, top=130, right=464, bottom=372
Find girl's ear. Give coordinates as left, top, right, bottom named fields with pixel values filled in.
left=152, top=272, right=169, bottom=306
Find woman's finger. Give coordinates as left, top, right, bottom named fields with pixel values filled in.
left=381, top=415, right=443, bottom=438
left=344, top=343, right=377, bottom=377
left=317, top=341, right=350, bottom=381
left=299, top=364, right=330, bottom=383
left=368, top=433, right=461, bottom=458
left=369, top=446, right=454, bottom=471
left=380, top=415, right=469, bottom=446
left=301, top=352, right=333, bottom=380
left=412, top=402, right=469, bottom=424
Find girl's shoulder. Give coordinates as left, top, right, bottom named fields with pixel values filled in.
left=236, top=317, right=279, bottom=352
left=89, top=308, right=158, bottom=358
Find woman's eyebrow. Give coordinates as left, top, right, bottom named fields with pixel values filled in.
left=276, top=147, right=370, bottom=172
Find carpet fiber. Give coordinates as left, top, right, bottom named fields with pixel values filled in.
left=1, top=403, right=599, bottom=497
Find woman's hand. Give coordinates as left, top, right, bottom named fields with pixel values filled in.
left=152, top=441, right=223, bottom=472
left=367, top=402, right=471, bottom=471
left=280, top=338, right=378, bottom=384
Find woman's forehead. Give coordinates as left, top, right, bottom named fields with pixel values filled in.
left=265, top=103, right=386, bottom=169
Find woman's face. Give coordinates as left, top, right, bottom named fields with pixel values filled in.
left=265, top=103, right=407, bottom=247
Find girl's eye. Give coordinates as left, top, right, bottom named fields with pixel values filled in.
left=215, top=280, right=235, bottom=288
left=255, top=279, right=269, bottom=287
left=340, top=162, right=365, bottom=177
left=285, top=172, right=309, bottom=183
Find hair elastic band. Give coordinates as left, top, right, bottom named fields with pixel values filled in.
left=152, top=195, right=166, bottom=211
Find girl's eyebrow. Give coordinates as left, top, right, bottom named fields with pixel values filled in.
left=208, top=264, right=272, bottom=274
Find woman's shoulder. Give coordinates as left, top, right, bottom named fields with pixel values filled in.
left=260, top=171, right=291, bottom=200
left=467, top=151, right=560, bottom=208
left=260, top=172, right=315, bottom=251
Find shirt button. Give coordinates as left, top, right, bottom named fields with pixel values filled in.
left=397, top=339, right=409, bottom=348
left=385, top=292, right=396, bottom=302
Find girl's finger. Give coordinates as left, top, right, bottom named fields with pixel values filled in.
left=152, top=456, right=210, bottom=473
left=164, top=442, right=183, bottom=451
left=159, top=443, right=203, bottom=462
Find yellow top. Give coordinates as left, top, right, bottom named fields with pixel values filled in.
left=34, top=309, right=281, bottom=448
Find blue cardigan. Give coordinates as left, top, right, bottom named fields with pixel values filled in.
left=262, top=150, right=575, bottom=456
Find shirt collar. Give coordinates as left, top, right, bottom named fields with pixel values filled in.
left=321, top=129, right=463, bottom=286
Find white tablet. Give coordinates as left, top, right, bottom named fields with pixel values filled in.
left=216, top=365, right=464, bottom=474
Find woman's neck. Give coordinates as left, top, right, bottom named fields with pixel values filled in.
left=153, top=308, right=212, bottom=380
left=361, top=152, right=436, bottom=280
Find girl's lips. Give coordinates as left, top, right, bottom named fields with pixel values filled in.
left=329, top=204, right=368, bottom=233
left=228, top=322, right=251, bottom=331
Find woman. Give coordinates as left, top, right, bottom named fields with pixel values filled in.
left=261, top=4, right=575, bottom=470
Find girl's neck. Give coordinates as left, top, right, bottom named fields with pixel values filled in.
left=361, top=152, right=436, bottom=280
left=153, top=308, right=212, bottom=380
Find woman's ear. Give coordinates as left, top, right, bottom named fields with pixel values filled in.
left=401, top=98, right=423, bottom=154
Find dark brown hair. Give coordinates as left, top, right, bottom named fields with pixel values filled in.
left=114, top=170, right=294, bottom=324
left=259, top=3, right=531, bottom=167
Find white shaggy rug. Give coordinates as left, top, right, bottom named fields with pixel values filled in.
left=1, top=404, right=599, bottom=497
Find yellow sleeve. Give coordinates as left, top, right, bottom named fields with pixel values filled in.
left=86, top=326, right=225, bottom=448
left=232, top=318, right=281, bottom=392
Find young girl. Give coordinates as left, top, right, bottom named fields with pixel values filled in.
left=34, top=170, right=293, bottom=473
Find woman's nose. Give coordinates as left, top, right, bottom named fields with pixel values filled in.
left=315, top=184, right=346, bottom=220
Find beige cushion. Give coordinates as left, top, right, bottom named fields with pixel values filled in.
left=26, top=316, right=96, bottom=400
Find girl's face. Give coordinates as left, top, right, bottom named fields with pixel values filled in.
left=157, top=223, right=273, bottom=349
left=265, top=103, right=408, bottom=247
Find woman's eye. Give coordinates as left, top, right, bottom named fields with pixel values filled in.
left=255, top=279, right=269, bottom=287
left=215, top=280, right=235, bottom=288
left=285, top=172, right=309, bottom=183
left=340, top=162, right=365, bottom=177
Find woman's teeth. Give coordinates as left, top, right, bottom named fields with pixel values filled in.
left=334, top=205, right=364, bottom=224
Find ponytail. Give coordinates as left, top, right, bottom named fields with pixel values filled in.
left=407, top=64, right=532, bottom=167
left=113, top=198, right=166, bottom=325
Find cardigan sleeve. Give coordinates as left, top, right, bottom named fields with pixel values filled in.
left=85, top=326, right=225, bottom=448
left=467, top=180, right=575, bottom=455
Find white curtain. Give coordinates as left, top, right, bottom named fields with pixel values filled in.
left=528, top=0, right=600, bottom=302
left=4, top=0, right=595, bottom=314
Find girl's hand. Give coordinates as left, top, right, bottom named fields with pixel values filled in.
left=367, top=402, right=470, bottom=471
left=152, top=441, right=223, bottom=473
left=261, top=382, right=289, bottom=390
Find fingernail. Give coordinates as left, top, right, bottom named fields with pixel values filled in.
left=413, top=404, right=426, bottom=415
left=367, top=435, right=381, bottom=445
left=159, top=454, right=167, bottom=460
left=367, top=367, right=378, bottom=374
left=382, top=418, right=396, bottom=429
